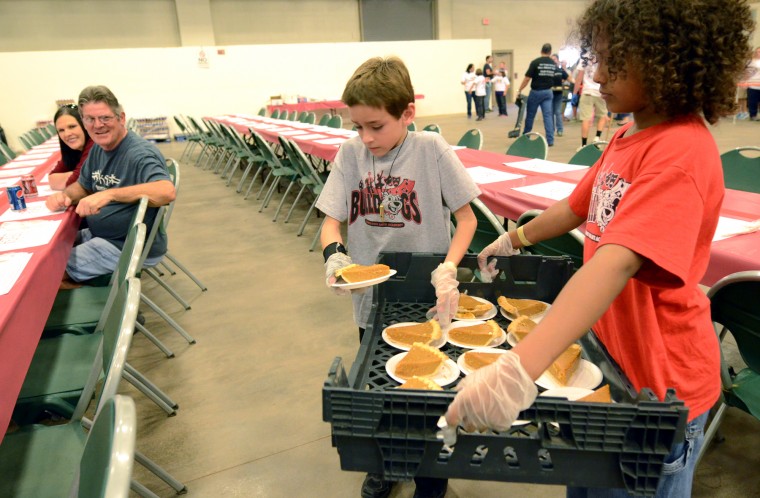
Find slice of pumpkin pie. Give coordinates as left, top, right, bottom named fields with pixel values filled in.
left=394, top=343, right=449, bottom=380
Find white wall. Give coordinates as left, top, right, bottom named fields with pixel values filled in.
left=0, top=38, right=490, bottom=151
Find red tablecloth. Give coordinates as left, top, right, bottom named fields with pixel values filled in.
left=0, top=142, right=79, bottom=442
left=212, top=114, right=760, bottom=287
left=213, top=114, right=347, bottom=162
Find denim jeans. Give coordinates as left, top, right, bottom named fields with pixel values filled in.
left=523, top=88, right=554, bottom=145
left=465, top=91, right=474, bottom=117
left=496, top=91, right=507, bottom=115
left=552, top=91, right=565, bottom=133
left=566, top=412, right=708, bottom=498
left=474, top=95, right=485, bottom=119
left=485, top=82, right=492, bottom=111
left=747, top=88, right=760, bottom=118
left=67, top=228, right=163, bottom=281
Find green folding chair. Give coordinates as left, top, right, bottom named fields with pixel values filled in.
left=696, top=271, right=760, bottom=468
left=720, top=146, right=760, bottom=193
left=270, top=109, right=281, bottom=119
left=1, top=141, right=17, bottom=160
left=287, top=110, right=298, bottom=121
left=457, top=128, right=483, bottom=150
left=317, top=113, right=331, bottom=126
left=516, top=209, right=584, bottom=270
left=450, top=198, right=506, bottom=254
left=422, top=123, right=441, bottom=134
left=327, top=115, right=343, bottom=128
left=407, top=122, right=417, bottom=131
left=507, top=132, right=548, bottom=159
left=568, top=141, right=608, bottom=166
left=257, top=107, right=267, bottom=116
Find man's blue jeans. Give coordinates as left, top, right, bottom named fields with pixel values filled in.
left=553, top=91, right=565, bottom=133
left=566, top=411, right=708, bottom=498
left=523, top=88, right=554, bottom=145
left=464, top=91, right=474, bottom=117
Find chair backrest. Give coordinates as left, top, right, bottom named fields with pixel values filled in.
left=468, top=198, right=506, bottom=253
left=137, top=205, right=168, bottom=270
left=304, top=112, right=316, bottom=125
left=720, top=146, right=760, bottom=194
left=317, top=113, right=331, bottom=126
left=287, top=110, right=298, bottom=121
left=72, top=276, right=141, bottom=421
left=407, top=122, right=417, bottom=132
left=422, top=124, right=441, bottom=134
left=18, top=135, right=32, bottom=150
left=297, top=111, right=309, bottom=122
left=1, top=141, right=17, bottom=160
left=457, top=128, right=483, bottom=150
left=516, top=209, right=584, bottom=269
left=92, top=222, right=146, bottom=333
left=327, top=115, right=343, bottom=128
left=280, top=136, right=324, bottom=188
left=172, top=116, right=187, bottom=134
left=270, top=109, right=280, bottom=119
left=507, top=132, right=548, bottom=160
left=163, top=159, right=180, bottom=228
left=707, top=271, right=760, bottom=373
left=568, top=141, right=607, bottom=166
left=76, top=395, right=136, bottom=498
left=257, top=107, right=267, bottom=116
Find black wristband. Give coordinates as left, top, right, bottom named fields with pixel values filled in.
left=323, top=242, right=347, bottom=262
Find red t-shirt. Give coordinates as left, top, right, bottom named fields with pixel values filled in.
left=568, top=114, right=722, bottom=420
left=49, top=139, right=94, bottom=187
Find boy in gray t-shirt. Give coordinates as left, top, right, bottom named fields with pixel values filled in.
left=316, top=56, right=480, bottom=498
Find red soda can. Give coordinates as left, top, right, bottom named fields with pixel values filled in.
left=21, top=174, right=38, bottom=197
left=5, top=185, right=27, bottom=211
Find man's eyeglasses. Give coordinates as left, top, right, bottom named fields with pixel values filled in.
left=82, top=115, right=116, bottom=125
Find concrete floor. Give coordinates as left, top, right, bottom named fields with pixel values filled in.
left=123, top=108, right=760, bottom=497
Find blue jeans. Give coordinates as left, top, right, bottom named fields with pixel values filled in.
left=465, top=91, right=474, bottom=117
left=67, top=228, right=162, bottom=281
left=553, top=92, right=564, bottom=133
left=474, top=95, right=485, bottom=119
left=566, top=412, right=708, bottom=498
left=523, top=88, right=554, bottom=145
left=496, top=91, right=507, bottom=115
left=485, top=82, right=492, bottom=111
left=747, top=88, right=760, bottom=119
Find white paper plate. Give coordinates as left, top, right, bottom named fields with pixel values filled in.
left=386, top=352, right=459, bottom=387
left=331, top=269, right=397, bottom=290
left=499, top=300, right=551, bottom=323
left=382, top=322, right=447, bottom=351
left=539, top=386, right=594, bottom=400
left=536, top=359, right=603, bottom=390
left=446, top=320, right=507, bottom=349
left=457, top=347, right=509, bottom=376
left=425, top=295, right=498, bottom=322
left=506, top=332, right=519, bottom=347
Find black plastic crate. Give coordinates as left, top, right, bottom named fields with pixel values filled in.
left=323, top=253, right=689, bottom=496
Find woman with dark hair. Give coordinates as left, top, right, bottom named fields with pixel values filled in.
left=48, top=104, right=93, bottom=190
left=460, top=63, right=476, bottom=118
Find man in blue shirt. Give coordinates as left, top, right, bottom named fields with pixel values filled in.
left=46, top=85, right=176, bottom=287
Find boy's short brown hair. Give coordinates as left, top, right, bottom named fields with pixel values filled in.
left=577, top=0, right=753, bottom=124
left=341, top=56, right=415, bottom=119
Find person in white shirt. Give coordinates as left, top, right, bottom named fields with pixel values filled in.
left=473, top=68, right=487, bottom=120
left=460, top=63, right=477, bottom=118
left=492, top=70, right=511, bottom=116
left=746, top=47, right=760, bottom=121
left=575, top=62, right=609, bottom=147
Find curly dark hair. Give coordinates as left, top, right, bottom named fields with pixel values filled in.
left=577, top=0, right=754, bottom=124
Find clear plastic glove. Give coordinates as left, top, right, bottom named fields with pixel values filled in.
left=324, top=252, right=353, bottom=296
left=477, top=232, right=520, bottom=283
left=431, top=261, right=459, bottom=329
left=445, top=350, right=537, bottom=432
